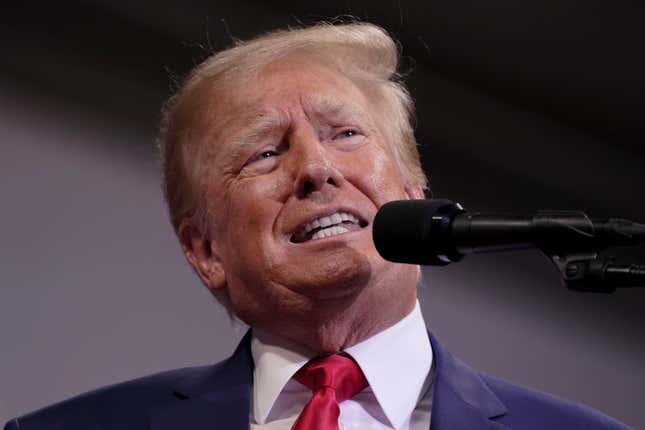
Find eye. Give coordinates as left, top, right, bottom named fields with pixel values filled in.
left=336, top=129, right=360, bottom=139
left=330, top=128, right=366, bottom=151
left=258, top=150, right=277, bottom=159
left=246, top=150, right=277, bottom=165
left=241, top=148, right=282, bottom=174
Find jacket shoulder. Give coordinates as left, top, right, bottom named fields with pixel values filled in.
left=481, top=374, right=632, bottom=430
left=4, top=364, right=218, bottom=430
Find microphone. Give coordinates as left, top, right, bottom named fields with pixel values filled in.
left=373, top=199, right=645, bottom=266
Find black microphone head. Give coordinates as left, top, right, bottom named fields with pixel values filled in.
left=372, top=199, right=464, bottom=265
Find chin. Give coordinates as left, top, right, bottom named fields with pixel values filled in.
left=282, top=246, right=373, bottom=301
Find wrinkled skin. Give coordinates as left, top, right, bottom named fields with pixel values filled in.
left=180, top=57, right=423, bottom=354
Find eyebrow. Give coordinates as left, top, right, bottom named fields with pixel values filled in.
left=218, top=110, right=286, bottom=168
left=226, top=95, right=370, bottom=162
left=305, top=94, right=368, bottom=124
left=228, top=110, right=289, bottom=157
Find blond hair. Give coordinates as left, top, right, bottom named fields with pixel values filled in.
left=158, top=22, right=427, bottom=232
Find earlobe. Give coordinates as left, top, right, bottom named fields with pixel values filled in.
left=178, top=220, right=227, bottom=292
left=404, top=183, right=425, bottom=200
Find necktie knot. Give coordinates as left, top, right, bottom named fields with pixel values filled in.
left=290, top=354, right=368, bottom=430
left=294, top=354, right=367, bottom=402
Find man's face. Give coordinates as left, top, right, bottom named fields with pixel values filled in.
left=186, top=57, right=422, bottom=348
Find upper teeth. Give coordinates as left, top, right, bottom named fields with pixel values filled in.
left=302, top=211, right=360, bottom=234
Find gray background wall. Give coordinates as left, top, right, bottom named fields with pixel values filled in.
left=1, top=1, right=644, bottom=428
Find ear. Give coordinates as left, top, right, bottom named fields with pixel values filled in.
left=178, top=220, right=227, bottom=293
left=404, top=183, right=425, bottom=200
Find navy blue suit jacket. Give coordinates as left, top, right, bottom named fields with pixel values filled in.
left=5, top=331, right=632, bottom=429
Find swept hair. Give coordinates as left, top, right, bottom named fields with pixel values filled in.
left=158, top=22, right=427, bottom=233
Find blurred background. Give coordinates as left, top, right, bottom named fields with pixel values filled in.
left=1, top=1, right=644, bottom=428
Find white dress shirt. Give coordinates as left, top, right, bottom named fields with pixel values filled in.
left=250, top=301, right=434, bottom=430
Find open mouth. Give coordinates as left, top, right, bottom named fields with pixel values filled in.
left=290, top=211, right=368, bottom=243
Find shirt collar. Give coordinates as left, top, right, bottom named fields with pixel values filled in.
left=251, top=329, right=310, bottom=425
left=251, top=301, right=433, bottom=429
left=345, top=301, right=433, bottom=429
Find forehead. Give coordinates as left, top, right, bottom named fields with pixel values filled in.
left=244, top=58, right=372, bottom=119
left=200, top=58, right=377, bottom=149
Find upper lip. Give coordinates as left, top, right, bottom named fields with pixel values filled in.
left=288, top=206, right=369, bottom=243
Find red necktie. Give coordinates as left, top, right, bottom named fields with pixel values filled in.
left=291, top=354, right=368, bottom=430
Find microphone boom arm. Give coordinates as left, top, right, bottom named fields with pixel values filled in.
left=373, top=199, right=645, bottom=293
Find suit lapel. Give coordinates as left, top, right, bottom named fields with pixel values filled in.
left=149, top=331, right=254, bottom=430
left=148, top=329, right=510, bottom=430
left=428, top=331, right=510, bottom=430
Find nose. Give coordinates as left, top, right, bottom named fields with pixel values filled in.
left=298, top=162, right=340, bottom=197
left=289, top=128, right=343, bottom=198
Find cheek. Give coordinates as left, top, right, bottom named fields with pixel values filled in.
left=343, top=148, right=408, bottom=204
left=235, top=169, right=294, bottom=202
left=219, top=177, right=287, bottom=250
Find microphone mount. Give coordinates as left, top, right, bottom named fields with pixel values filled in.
left=529, top=213, right=645, bottom=293
left=551, top=252, right=645, bottom=293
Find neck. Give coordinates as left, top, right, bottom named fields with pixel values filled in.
left=261, top=275, right=418, bottom=354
